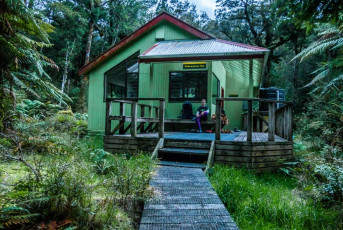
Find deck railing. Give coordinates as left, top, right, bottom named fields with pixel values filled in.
left=215, top=98, right=293, bottom=141
left=105, top=98, right=165, bottom=138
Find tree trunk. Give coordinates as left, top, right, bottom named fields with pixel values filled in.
left=59, top=39, right=75, bottom=106
left=262, top=50, right=273, bottom=88
left=293, top=44, right=300, bottom=105
left=84, top=22, right=94, bottom=66
left=78, top=22, right=94, bottom=113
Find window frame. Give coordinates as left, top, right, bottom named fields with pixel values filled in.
left=211, top=73, right=220, bottom=105
left=104, top=51, right=140, bottom=101
left=168, top=70, right=208, bottom=102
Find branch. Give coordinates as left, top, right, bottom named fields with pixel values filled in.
left=0, top=134, right=40, bottom=182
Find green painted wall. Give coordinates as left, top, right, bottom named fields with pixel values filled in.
left=87, top=21, right=199, bottom=133
left=87, top=21, right=261, bottom=133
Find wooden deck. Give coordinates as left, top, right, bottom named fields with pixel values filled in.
left=233, top=132, right=286, bottom=142
left=110, top=131, right=288, bottom=142
left=139, top=166, right=238, bottom=230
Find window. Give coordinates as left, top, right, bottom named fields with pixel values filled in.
left=212, top=73, right=220, bottom=104
left=105, top=51, right=139, bottom=99
left=169, top=71, right=207, bottom=101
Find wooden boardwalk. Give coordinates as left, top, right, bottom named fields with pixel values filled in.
left=139, top=166, right=239, bottom=230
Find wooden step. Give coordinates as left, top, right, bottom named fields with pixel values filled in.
left=159, top=148, right=208, bottom=156
left=158, top=161, right=205, bottom=169
left=164, top=139, right=211, bottom=149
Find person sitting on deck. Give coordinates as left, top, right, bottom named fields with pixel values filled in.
left=192, top=99, right=209, bottom=132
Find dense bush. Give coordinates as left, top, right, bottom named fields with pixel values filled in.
left=0, top=102, right=156, bottom=229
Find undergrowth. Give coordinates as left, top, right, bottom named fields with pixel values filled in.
left=0, top=100, right=156, bottom=229
left=208, top=165, right=341, bottom=230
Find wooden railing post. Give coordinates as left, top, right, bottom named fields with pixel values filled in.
left=140, top=105, right=145, bottom=132
left=158, top=99, right=165, bottom=138
left=268, top=102, right=275, bottom=141
left=247, top=100, right=252, bottom=142
left=283, top=106, right=288, bottom=139
left=119, top=102, right=125, bottom=134
left=215, top=99, right=221, bottom=140
left=155, top=107, right=159, bottom=118
left=287, top=105, right=293, bottom=141
left=105, top=101, right=111, bottom=135
left=131, top=101, right=138, bottom=137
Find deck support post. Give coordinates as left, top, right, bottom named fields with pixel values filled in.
left=247, top=100, right=253, bottom=142
left=105, top=101, right=111, bottom=135
left=119, top=102, right=125, bottom=134
left=215, top=99, right=221, bottom=140
left=268, top=102, right=275, bottom=141
left=140, top=105, right=145, bottom=133
left=158, top=100, right=165, bottom=138
left=283, top=106, right=288, bottom=139
left=131, top=101, right=138, bottom=138
left=287, top=105, right=293, bottom=141
left=249, top=60, right=253, bottom=98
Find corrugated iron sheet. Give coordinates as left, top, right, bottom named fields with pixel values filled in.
left=140, top=39, right=268, bottom=58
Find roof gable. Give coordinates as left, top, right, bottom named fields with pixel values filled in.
left=78, top=12, right=213, bottom=75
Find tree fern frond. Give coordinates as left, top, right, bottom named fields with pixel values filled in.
left=320, top=75, right=343, bottom=96
left=305, top=68, right=331, bottom=87
left=16, top=33, right=52, bottom=48
left=10, top=72, right=40, bottom=97
left=299, top=38, right=341, bottom=61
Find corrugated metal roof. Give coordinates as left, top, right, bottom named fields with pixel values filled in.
left=140, top=39, right=268, bottom=59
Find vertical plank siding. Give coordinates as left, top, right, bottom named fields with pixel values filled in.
left=87, top=22, right=199, bottom=133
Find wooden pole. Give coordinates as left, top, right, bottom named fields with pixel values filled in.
left=249, top=60, right=253, bottom=98
left=131, top=101, right=138, bottom=138
left=158, top=100, right=165, bottom=138
left=215, top=99, right=221, bottom=140
left=247, top=100, right=253, bottom=142
left=140, top=105, right=145, bottom=133
left=268, top=102, right=275, bottom=141
left=105, top=101, right=111, bottom=135
left=287, top=105, right=293, bottom=141
left=119, top=102, right=125, bottom=134
left=284, top=106, right=288, bottom=139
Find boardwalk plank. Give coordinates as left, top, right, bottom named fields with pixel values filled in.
left=139, top=166, right=239, bottom=230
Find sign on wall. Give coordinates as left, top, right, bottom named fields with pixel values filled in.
left=183, top=62, right=206, bottom=69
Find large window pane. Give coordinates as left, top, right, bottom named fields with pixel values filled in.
left=169, top=71, right=207, bottom=101
left=106, top=61, right=126, bottom=98
left=170, top=72, right=184, bottom=99
left=127, top=73, right=138, bottom=97
left=105, top=51, right=139, bottom=99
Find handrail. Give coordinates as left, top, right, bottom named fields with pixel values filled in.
left=215, top=97, right=293, bottom=142
left=106, top=97, right=165, bottom=101
left=216, top=97, right=293, bottom=105
left=110, top=99, right=160, bottom=109
left=105, top=98, right=165, bottom=138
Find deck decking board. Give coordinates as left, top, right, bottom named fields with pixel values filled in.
left=139, top=166, right=238, bottom=230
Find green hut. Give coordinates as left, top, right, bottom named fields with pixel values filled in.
left=78, top=12, right=269, bottom=134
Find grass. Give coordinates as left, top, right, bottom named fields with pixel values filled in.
left=208, top=165, right=339, bottom=230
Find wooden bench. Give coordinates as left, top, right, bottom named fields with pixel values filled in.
left=164, top=119, right=215, bottom=125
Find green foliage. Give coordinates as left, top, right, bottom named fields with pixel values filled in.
left=90, top=149, right=114, bottom=174
left=0, top=108, right=156, bottom=229
left=0, top=0, right=71, bottom=104
left=208, top=165, right=340, bottom=229
left=16, top=99, right=62, bottom=119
